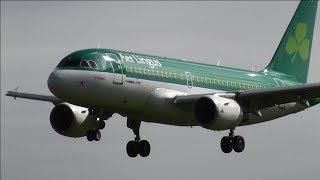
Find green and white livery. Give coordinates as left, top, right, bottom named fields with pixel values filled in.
left=6, top=1, right=320, bottom=157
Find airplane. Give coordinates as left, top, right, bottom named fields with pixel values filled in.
left=6, top=1, right=320, bottom=158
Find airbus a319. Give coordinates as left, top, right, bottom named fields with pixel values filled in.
left=6, top=1, right=319, bottom=157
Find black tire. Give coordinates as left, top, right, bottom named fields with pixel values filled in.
left=86, top=130, right=94, bottom=142
left=138, top=140, right=151, bottom=157
left=98, top=121, right=106, bottom=130
left=93, top=130, right=101, bottom=141
left=220, top=136, right=232, bottom=153
left=126, top=141, right=138, bottom=158
left=233, top=135, right=245, bottom=153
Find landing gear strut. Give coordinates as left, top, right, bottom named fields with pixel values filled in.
left=126, top=119, right=151, bottom=158
left=220, top=128, right=245, bottom=153
left=89, top=107, right=112, bottom=130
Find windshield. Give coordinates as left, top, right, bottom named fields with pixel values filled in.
left=56, top=51, right=105, bottom=71
left=57, top=56, right=80, bottom=67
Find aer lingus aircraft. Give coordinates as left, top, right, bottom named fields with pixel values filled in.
left=6, top=1, right=320, bottom=157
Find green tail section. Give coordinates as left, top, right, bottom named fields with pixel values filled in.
left=265, top=0, right=318, bottom=83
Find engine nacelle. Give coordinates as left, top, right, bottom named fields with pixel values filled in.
left=194, top=95, right=243, bottom=130
left=50, top=103, right=99, bottom=137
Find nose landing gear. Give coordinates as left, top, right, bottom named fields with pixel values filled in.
left=98, top=120, right=105, bottom=130
left=85, top=108, right=112, bottom=142
left=126, top=119, right=151, bottom=158
left=220, top=128, right=245, bottom=153
left=86, top=130, right=101, bottom=141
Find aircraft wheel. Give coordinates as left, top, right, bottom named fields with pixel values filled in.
left=93, top=130, right=101, bottom=141
left=233, top=135, right=245, bottom=153
left=86, top=130, right=94, bottom=141
left=126, top=141, right=139, bottom=158
left=138, top=140, right=151, bottom=157
left=220, top=136, right=233, bottom=153
left=98, top=120, right=105, bottom=130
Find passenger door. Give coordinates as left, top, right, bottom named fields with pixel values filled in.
left=103, top=53, right=124, bottom=85
left=185, top=72, right=193, bottom=88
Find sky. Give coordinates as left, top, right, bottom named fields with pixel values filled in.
left=1, top=1, right=320, bottom=180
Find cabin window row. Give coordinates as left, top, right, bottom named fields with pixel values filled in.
left=126, top=66, right=264, bottom=89
left=126, top=66, right=184, bottom=80
left=192, top=76, right=263, bottom=89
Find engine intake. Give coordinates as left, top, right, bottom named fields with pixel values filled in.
left=49, top=103, right=99, bottom=137
left=194, top=95, right=243, bottom=130
left=195, top=97, right=217, bottom=125
left=50, top=104, right=74, bottom=132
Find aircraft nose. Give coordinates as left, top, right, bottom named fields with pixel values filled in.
left=48, top=69, right=69, bottom=97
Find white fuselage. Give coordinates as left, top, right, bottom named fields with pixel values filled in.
left=48, top=69, right=307, bottom=130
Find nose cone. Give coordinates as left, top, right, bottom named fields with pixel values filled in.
left=48, top=70, right=69, bottom=98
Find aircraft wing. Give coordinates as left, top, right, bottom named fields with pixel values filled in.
left=174, top=82, right=320, bottom=110
left=6, top=91, right=62, bottom=105
left=234, top=82, right=320, bottom=110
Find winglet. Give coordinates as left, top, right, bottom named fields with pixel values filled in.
left=10, top=86, right=20, bottom=100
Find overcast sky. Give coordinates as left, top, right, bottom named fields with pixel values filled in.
left=1, top=1, right=320, bottom=180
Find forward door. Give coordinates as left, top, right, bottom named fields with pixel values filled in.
left=185, top=72, right=193, bottom=88
left=104, top=53, right=124, bottom=85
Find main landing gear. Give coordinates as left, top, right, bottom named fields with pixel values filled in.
left=126, top=120, right=151, bottom=158
left=220, top=128, right=245, bottom=153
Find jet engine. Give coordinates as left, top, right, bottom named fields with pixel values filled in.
left=50, top=103, right=99, bottom=137
left=194, top=95, right=243, bottom=130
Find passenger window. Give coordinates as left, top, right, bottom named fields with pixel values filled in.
left=80, top=60, right=90, bottom=67
left=89, top=61, right=98, bottom=69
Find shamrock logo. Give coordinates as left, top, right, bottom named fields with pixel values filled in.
left=285, top=22, right=310, bottom=63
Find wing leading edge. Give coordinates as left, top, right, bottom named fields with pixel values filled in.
left=6, top=91, right=62, bottom=105
left=174, top=83, right=320, bottom=110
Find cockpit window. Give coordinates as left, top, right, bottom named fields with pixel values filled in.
left=57, top=56, right=80, bottom=67
left=80, top=60, right=90, bottom=67
left=57, top=51, right=104, bottom=70
left=88, top=61, right=98, bottom=69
